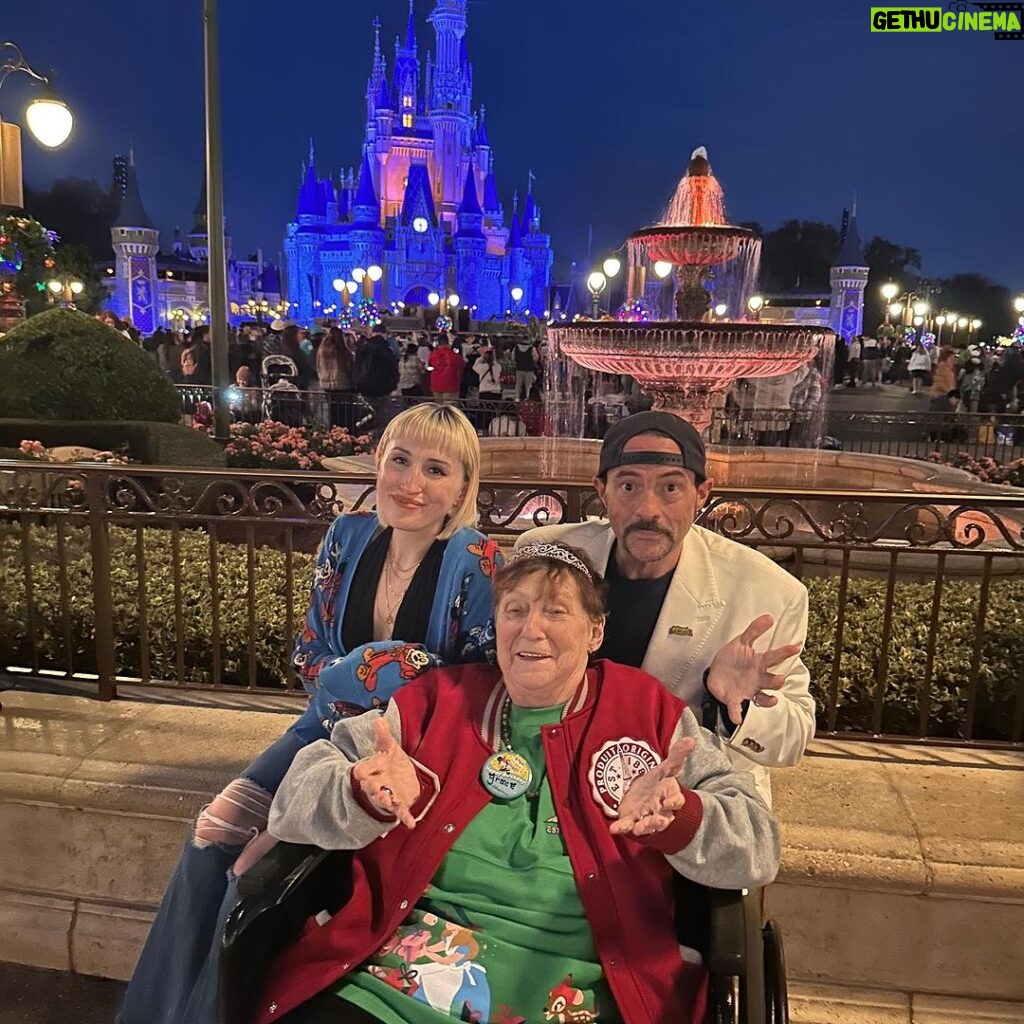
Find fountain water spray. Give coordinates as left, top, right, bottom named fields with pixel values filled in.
left=550, top=146, right=831, bottom=435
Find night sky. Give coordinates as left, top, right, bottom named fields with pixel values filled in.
left=7, top=0, right=1023, bottom=288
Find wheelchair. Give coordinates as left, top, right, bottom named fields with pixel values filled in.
left=220, top=842, right=788, bottom=1024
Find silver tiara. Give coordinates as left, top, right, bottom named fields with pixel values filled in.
left=508, top=543, right=593, bottom=581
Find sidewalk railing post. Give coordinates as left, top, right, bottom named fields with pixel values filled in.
left=85, top=469, right=117, bottom=700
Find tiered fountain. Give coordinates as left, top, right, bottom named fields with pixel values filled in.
left=549, top=147, right=832, bottom=435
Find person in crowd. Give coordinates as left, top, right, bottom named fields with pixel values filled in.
left=426, top=333, right=464, bottom=402
left=498, top=340, right=518, bottom=399
left=927, top=388, right=968, bottom=443
left=929, top=347, right=957, bottom=398
left=475, top=346, right=503, bottom=400
left=353, top=333, right=401, bottom=434
left=278, top=324, right=313, bottom=391
left=117, top=404, right=502, bottom=1024
left=230, top=365, right=262, bottom=424
left=459, top=334, right=482, bottom=398
left=397, top=342, right=426, bottom=398
left=415, top=334, right=434, bottom=396
left=859, top=334, right=882, bottom=387
left=317, top=326, right=358, bottom=430
left=907, top=341, right=933, bottom=394
left=958, top=357, right=986, bottom=413
left=845, top=334, right=862, bottom=387
left=788, top=357, right=824, bottom=447
left=516, top=411, right=813, bottom=803
left=831, top=333, right=848, bottom=388
left=514, top=338, right=539, bottom=400
left=254, top=542, right=780, bottom=1024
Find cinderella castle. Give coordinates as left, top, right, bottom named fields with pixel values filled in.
left=284, top=0, right=553, bottom=324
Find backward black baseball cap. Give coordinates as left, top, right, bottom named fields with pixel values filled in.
left=597, top=411, right=707, bottom=482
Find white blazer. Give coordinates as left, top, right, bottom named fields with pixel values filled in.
left=515, top=522, right=816, bottom=801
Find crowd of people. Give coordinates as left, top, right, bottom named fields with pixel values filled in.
left=116, top=404, right=810, bottom=1024
left=836, top=333, right=1024, bottom=415
left=133, top=316, right=547, bottom=437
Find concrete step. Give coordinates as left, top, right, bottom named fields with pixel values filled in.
left=1, top=692, right=1022, bottom=1008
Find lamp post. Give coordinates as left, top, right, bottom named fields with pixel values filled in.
left=352, top=266, right=368, bottom=299
left=969, top=318, right=982, bottom=342
left=366, top=263, right=383, bottom=301
left=510, top=285, right=523, bottom=317
left=47, top=275, right=83, bottom=307
left=0, top=41, right=74, bottom=209
left=587, top=271, right=607, bottom=319
left=747, top=294, right=764, bottom=321
left=332, top=277, right=354, bottom=308
left=935, top=314, right=946, bottom=345
left=880, top=282, right=899, bottom=323
left=602, top=256, right=621, bottom=314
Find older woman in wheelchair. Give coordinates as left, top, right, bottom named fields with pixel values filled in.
left=240, top=542, right=780, bottom=1024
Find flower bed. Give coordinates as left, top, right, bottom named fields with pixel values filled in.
left=1, top=521, right=1019, bottom=740
left=927, top=451, right=1024, bottom=488
left=224, top=421, right=374, bottom=471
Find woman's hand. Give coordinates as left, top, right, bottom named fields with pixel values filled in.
left=352, top=717, right=421, bottom=829
left=609, top=736, right=695, bottom=838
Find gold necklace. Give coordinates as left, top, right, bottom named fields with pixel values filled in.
left=380, top=557, right=420, bottom=627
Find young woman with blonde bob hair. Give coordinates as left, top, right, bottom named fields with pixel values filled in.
left=119, top=404, right=502, bottom=1024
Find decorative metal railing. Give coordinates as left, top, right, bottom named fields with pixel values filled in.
left=1, top=460, right=1022, bottom=749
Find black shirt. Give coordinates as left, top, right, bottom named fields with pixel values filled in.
left=596, top=545, right=674, bottom=668
left=342, top=528, right=447, bottom=649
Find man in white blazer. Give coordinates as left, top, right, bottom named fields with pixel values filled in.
left=516, top=411, right=814, bottom=801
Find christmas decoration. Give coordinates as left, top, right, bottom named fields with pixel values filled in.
left=353, top=298, right=382, bottom=327
left=435, top=313, right=453, bottom=331
left=617, top=298, right=650, bottom=322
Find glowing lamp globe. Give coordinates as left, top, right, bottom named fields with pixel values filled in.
left=332, top=278, right=346, bottom=293
left=935, top=315, right=946, bottom=326
left=602, top=257, right=621, bottom=278
left=747, top=295, right=764, bottom=313
left=653, top=261, right=674, bottom=279
left=587, top=271, right=607, bottom=296
left=510, top=286, right=524, bottom=302
left=367, top=265, right=383, bottom=282
left=713, top=303, right=728, bottom=317
left=1013, top=297, right=1024, bottom=313
left=47, top=280, right=62, bottom=294
left=957, top=318, right=968, bottom=329
left=427, top=292, right=440, bottom=306
left=448, top=293, right=460, bottom=308
left=880, top=282, right=899, bottom=302
left=971, top=319, right=982, bottom=329
left=25, top=96, right=74, bottom=148
left=888, top=302, right=903, bottom=317
left=70, top=280, right=84, bottom=295
left=913, top=301, right=929, bottom=317
left=352, top=267, right=366, bottom=283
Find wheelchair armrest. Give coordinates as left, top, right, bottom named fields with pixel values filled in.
left=235, top=841, right=323, bottom=898
left=705, top=887, right=759, bottom=978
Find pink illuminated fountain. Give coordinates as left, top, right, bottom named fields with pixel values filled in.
left=549, top=147, right=832, bottom=435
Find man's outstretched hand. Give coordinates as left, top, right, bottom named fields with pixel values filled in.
left=610, top=736, right=695, bottom=838
left=707, top=614, right=802, bottom=726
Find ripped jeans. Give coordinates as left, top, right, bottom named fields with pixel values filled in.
left=117, top=704, right=321, bottom=1024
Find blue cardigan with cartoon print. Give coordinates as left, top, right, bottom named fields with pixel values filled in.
left=291, top=512, right=501, bottom=740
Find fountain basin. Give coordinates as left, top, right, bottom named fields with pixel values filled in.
left=630, top=224, right=757, bottom=267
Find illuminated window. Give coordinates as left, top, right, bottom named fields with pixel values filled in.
left=402, top=95, right=413, bottom=108
left=402, top=114, right=413, bottom=128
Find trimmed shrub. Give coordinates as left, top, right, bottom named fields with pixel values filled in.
left=0, top=419, right=224, bottom=467
left=0, top=308, right=181, bottom=422
left=0, top=519, right=1020, bottom=740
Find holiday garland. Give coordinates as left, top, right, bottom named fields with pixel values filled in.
left=0, top=215, right=58, bottom=304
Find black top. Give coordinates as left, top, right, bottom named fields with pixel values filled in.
left=342, top=527, right=448, bottom=650
left=595, top=545, right=674, bottom=668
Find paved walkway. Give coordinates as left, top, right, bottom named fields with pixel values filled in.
left=0, top=962, right=123, bottom=1024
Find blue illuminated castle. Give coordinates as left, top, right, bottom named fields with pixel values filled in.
left=284, top=0, right=553, bottom=323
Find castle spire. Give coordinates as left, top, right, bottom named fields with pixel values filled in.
left=114, top=162, right=155, bottom=230
left=352, top=150, right=380, bottom=226
left=477, top=104, right=489, bottom=147
left=405, top=0, right=417, bottom=51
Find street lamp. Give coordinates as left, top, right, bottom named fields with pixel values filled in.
left=653, top=261, right=674, bottom=279
left=713, top=302, right=728, bottom=318
left=427, top=291, right=440, bottom=307
left=448, top=293, right=460, bottom=309
left=332, top=277, right=354, bottom=307
left=747, top=294, right=764, bottom=319
left=602, top=257, right=621, bottom=314
left=1013, top=296, right=1024, bottom=314
left=881, top=282, right=899, bottom=302
left=935, top=314, right=946, bottom=344
left=888, top=302, right=903, bottom=319
left=0, top=41, right=74, bottom=208
left=47, top=275, right=83, bottom=307
left=366, top=263, right=383, bottom=300
left=912, top=300, right=929, bottom=318
left=587, top=271, right=607, bottom=318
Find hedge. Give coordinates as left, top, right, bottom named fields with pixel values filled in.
left=0, top=308, right=181, bottom=423
left=0, top=419, right=224, bottom=467
left=0, top=522, right=1020, bottom=740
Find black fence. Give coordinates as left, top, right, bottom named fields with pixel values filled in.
left=2, top=460, right=1022, bottom=749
